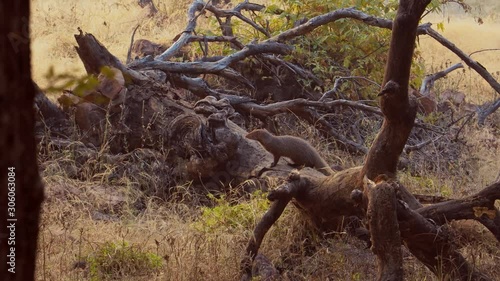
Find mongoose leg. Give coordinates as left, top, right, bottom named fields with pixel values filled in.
left=271, top=155, right=280, bottom=167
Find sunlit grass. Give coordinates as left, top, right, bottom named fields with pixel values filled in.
left=30, top=0, right=191, bottom=89
left=419, top=14, right=500, bottom=103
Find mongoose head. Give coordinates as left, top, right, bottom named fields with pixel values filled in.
left=245, top=129, right=273, bottom=144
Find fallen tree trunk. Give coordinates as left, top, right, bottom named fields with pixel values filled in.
left=74, top=28, right=148, bottom=84
left=397, top=197, right=493, bottom=281
left=41, top=31, right=281, bottom=189
left=417, top=181, right=500, bottom=241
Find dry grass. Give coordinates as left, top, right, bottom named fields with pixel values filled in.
left=31, top=0, right=192, bottom=90
left=419, top=13, right=500, bottom=104
left=33, top=1, right=500, bottom=280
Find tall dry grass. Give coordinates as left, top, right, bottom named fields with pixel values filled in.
left=419, top=13, right=500, bottom=104
left=31, top=0, right=192, bottom=89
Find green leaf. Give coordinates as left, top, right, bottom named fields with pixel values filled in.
left=437, top=22, right=445, bottom=32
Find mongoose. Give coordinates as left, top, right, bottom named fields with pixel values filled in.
left=131, top=39, right=167, bottom=58
left=246, top=129, right=334, bottom=176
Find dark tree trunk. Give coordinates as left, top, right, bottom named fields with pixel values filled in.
left=0, top=1, right=44, bottom=280
left=359, top=1, right=430, bottom=280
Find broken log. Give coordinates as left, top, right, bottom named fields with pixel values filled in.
left=74, top=28, right=147, bottom=84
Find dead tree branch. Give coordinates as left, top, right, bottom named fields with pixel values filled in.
left=157, top=1, right=267, bottom=61
left=74, top=29, right=148, bottom=84
left=403, top=135, right=444, bottom=153
left=320, top=76, right=381, bottom=101
left=126, top=25, right=140, bottom=64
left=266, top=8, right=431, bottom=44
left=420, top=62, right=463, bottom=96
left=397, top=200, right=493, bottom=281
left=156, top=1, right=206, bottom=61
left=205, top=1, right=269, bottom=38
left=417, top=181, right=500, bottom=241
left=477, top=98, right=500, bottom=125
left=241, top=172, right=305, bottom=281
left=469, top=48, right=500, bottom=57
left=187, top=35, right=245, bottom=49
left=136, top=42, right=292, bottom=87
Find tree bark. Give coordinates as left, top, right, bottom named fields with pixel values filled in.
left=74, top=29, right=147, bottom=84
left=0, top=0, right=44, bottom=280
left=360, top=1, right=430, bottom=280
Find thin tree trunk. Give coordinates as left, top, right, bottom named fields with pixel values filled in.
left=0, top=1, right=44, bottom=280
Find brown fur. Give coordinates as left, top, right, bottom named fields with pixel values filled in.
left=409, top=88, right=437, bottom=116
left=246, top=129, right=334, bottom=176
left=131, top=39, right=167, bottom=58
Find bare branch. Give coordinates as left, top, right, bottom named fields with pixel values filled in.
left=145, top=43, right=292, bottom=72
left=138, top=42, right=292, bottom=87
left=187, top=35, right=245, bottom=49
left=309, top=109, right=368, bottom=154
left=404, top=135, right=444, bottom=153
left=266, top=8, right=431, bottom=44
left=398, top=200, right=494, bottom=281
left=469, top=48, right=500, bottom=57
left=417, top=181, right=500, bottom=242
left=236, top=97, right=382, bottom=117
left=422, top=26, right=500, bottom=96
left=126, top=25, right=140, bottom=64
left=205, top=2, right=269, bottom=37
left=261, top=54, right=323, bottom=87
left=241, top=179, right=301, bottom=280
left=320, top=76, right=381, bottom=101
left=478, top=98, right=500, bottom=125
left=170, top=74, right=222, bottom=97
left=420, top=63, right=463, bottom=95
left=157, top=1, right=268, bottom=61
left=155, top=1, right=206, bottom=61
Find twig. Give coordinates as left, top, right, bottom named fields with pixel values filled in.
left=320, top=76, right=381, bottom=101
left=404, top=135, right=445, bottom=153
left=469, top=48, right=500, bottom=57
left=205, top=1, right=269, bottom=37
left=454, top=111, right=474, bottom=141
left=126, top=25, right=140, bottom=64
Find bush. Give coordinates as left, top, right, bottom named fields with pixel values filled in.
left=193, top=191, right=270, bottom=233
left=87, top=241, right=163, bottom=280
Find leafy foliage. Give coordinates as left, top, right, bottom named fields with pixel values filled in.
left=200, top=0, right=428, bottom=99
left=193, top=190, right=270, bottom=233
left=43, top=66, right=99, bottom=95
left=266, top=0, right=396, bottom=97
left=86, top=241, right=163, bottom=280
